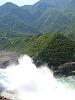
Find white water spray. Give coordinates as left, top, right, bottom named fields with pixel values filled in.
left=0, top=55, right=75, bottom=100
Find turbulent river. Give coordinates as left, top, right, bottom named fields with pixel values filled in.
left=0, top=55, right=75, bottom=100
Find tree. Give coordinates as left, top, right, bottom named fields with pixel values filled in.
left=36, top=33, right=75, bottom=70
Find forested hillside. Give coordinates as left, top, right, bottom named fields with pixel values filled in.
left=0, top=33, right=75, bottom=70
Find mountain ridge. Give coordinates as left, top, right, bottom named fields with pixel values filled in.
left=0, top=0, right=75, bottom=35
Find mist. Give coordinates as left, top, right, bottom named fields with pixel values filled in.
left=0, top=55, right=75, bottom=100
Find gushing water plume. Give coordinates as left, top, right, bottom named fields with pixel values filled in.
left=0, top=55, right=75, bottom=100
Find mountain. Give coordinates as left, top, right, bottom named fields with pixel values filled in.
left=0, top=2, right=38, bottom=35
left=63, top=0, right=75, bottom=16
left=29, top=0, right=71, bottom=33
left=0, top=0, right=75, bottom=35
left=62, top=0, right=75, bottom=37
left=34, top=7, right=70, bottom=33
left=37, top=0, right=71, bottom=9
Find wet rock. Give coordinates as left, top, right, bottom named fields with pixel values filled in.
left=0, top=96, right=11, bottom=100
left=54, top=62, right=75, bottom=76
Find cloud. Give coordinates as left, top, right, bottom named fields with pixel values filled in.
left=0, top=0, right=39, bottom=6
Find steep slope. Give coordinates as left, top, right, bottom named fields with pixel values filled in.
left=22, top=0, right=74, bottom=34
left=22, top=0, right=53, bottom=21
left=63, top=0, right=75, bottom=37
left=35, top=0, right=72, bottom=10
left=0, top=0, right=75, bottom=34
left=35, top=7, right=70, bottom=33
left=63, top=0, right=75, bottom=17
left=0, top=2, right=38, bottom=34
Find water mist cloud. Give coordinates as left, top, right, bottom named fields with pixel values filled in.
left=0, top=55, right=75, bottom=100
left=4, top=55, right=56, bottom=92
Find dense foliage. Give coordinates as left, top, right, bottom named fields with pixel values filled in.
left=0, top=33, right=75, bottom=70
left=34, top=33, right=75, bottom=70
left=0, top=33, right=54, bottom=56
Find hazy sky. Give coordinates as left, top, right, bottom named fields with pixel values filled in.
left=0, top=0, right=39, bottom=6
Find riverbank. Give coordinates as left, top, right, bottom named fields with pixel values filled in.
left=0, top=51, right=19, bottom=68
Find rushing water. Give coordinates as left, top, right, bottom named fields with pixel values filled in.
left=0, top=55, right=75, bottom=100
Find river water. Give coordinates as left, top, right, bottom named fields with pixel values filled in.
left=0, top=55, right=75, bottom=100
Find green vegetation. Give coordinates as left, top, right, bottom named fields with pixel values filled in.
left=0, top=33, right=75, bottom=70
left=0, top=0, right=75, bottom=75
left=35, top=33, right=75, bottom=69
left=0, top=33, right=54, bottom=57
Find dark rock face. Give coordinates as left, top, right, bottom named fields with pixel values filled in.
left=54, top=62, right=75, bottom=76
